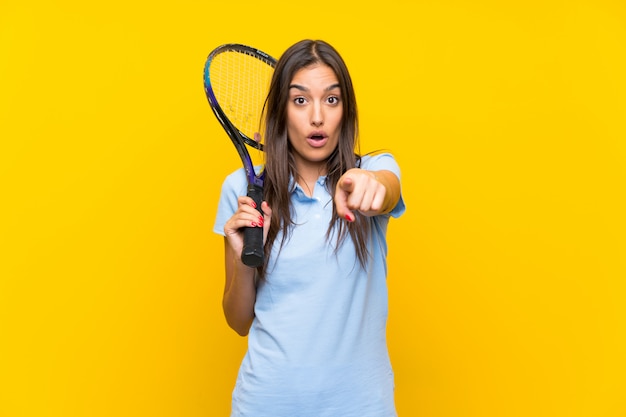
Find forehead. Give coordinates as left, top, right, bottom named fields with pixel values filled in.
left=290, top=64, right=339, bottom=88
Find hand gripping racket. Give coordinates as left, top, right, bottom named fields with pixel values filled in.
left=203, top=44, right=276, bottom=267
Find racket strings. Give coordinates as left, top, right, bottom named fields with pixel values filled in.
left=211, top=50, right=274, bottom=142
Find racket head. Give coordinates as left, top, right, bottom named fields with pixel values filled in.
left=203, top=44, right=276, bottom=268
left=203, top=44, right=277, bottom=174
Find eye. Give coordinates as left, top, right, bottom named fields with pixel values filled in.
left=327, top=96, right=340, bottom=105
left=293, top=96, right=307, bottom=105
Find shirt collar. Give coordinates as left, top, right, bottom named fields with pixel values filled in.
left=290, top=175, right=328, bottom=200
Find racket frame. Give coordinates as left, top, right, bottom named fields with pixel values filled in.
left=203, top=44, right=277, bottom=267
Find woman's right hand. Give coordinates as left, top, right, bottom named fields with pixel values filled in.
left=223, top=196, right=272, bottom=260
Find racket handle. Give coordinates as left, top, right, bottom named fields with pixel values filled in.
left=242, top=184, right=264, bottom=268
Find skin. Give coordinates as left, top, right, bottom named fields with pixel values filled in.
left=222, top=64, right=401, bottom=336
left=286, top=64, right=343, bottom=193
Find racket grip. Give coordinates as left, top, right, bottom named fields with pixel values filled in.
left=241, top=184, right=264, bottom=268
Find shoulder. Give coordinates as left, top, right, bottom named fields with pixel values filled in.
left=213, top=167, right=250, bottom=236
left=359, top=152, right=402, bottom=178
left=216, top=168, right=248, bottom=214
left=219, top=166, right=262, bottom=196
left=222, top=167, right=247, bottom=189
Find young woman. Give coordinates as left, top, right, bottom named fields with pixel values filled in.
left=214, top=39, right=405, bottom=417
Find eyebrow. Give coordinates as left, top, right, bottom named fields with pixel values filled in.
left=288, top=83, right=341, bottom=92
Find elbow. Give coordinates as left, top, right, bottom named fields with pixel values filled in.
left=234, top=327, right=250, bottom=337
left=222, top=290, right=255, bottom=336
left=225, top=315, right=253, bottom=337
left=230, top=322, right=251, bottom=337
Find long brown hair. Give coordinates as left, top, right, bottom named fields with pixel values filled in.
left=261, top=39, right=370, bottom=275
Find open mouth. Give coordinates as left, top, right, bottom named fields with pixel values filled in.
left=307, top=133, right=328, bottom=148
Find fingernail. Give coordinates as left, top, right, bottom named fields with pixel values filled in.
left=251, top=222, right=257, bottom=227
left=251, top=201, right=257, bottom=209
left=258, top=216, right=264, bottom=226
left=345, top=214, right=353, bottom=222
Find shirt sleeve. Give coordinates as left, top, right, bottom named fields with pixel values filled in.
left=360, top=153, right=406, bottom=219
left=213, top=168, right=249, bottom=237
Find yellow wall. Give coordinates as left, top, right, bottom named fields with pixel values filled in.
left=1, top=0, right=624, bottom=416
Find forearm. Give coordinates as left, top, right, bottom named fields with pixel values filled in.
left=371, top=169, right=401, bottom=215
left=222, top=238, right=257, bottom=336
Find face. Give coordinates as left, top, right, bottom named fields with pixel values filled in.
left=286, top=64, right=343, bottom=176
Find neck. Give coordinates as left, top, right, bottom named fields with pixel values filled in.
left=294, top=162, right=326, bottom=197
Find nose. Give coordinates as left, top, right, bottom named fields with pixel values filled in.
left=311, top=102, right=323, bottom=127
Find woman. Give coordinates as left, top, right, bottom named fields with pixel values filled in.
left=214, top=39, right=405, bottom=417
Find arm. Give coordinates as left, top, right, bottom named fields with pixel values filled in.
left=222, top=237, right=257, bottom=336
left=221, top=199, right=272, bottom=336
left=334, top=168, right=401, bottom=221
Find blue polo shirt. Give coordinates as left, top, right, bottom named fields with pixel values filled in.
left=214, top=153, right=405, bottom=417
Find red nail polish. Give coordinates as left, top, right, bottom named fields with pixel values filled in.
left=251, top=201, right=257, bottom=209
left=345, top=214, right=353, bottom=222
left=251, top=222, right=257, bottom=227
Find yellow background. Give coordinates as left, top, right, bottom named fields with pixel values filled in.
left=1, top=0, right=625, bottom=416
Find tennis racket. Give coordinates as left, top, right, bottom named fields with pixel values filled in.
left=203, top=43, right=277, bottom=268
